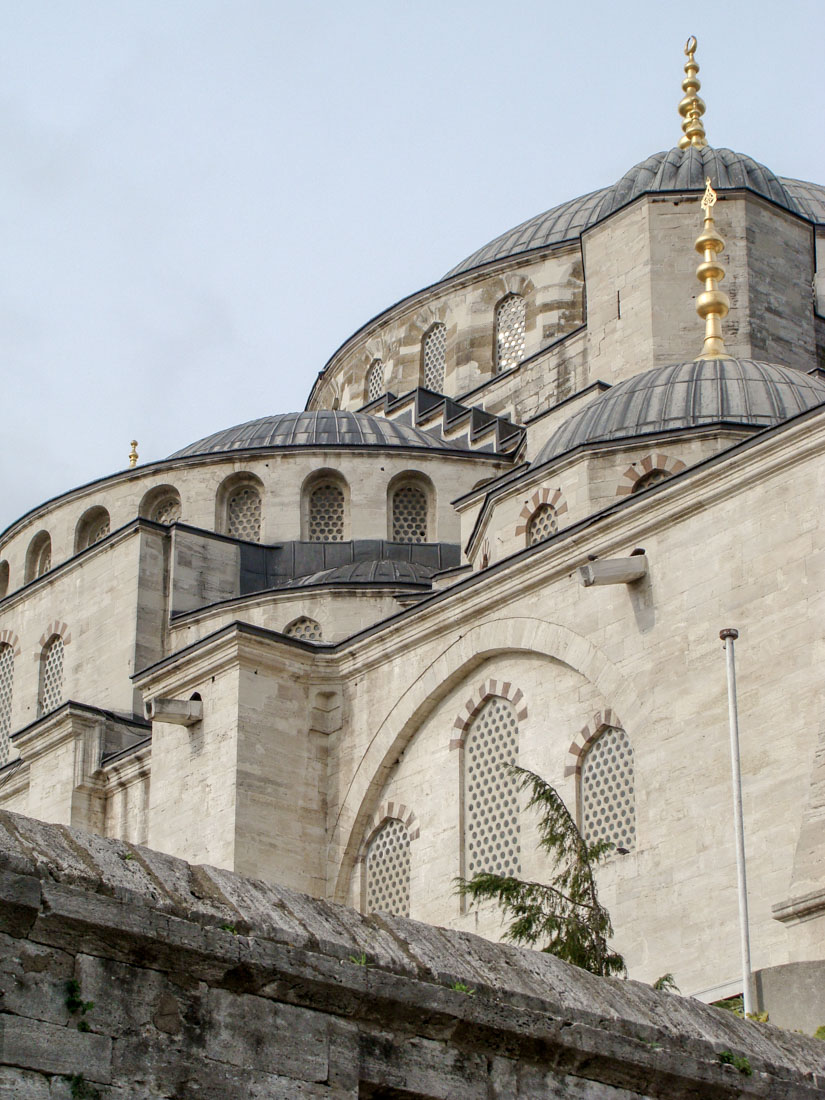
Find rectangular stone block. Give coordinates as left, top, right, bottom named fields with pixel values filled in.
left=0, top=1014, right=111, bottom=1081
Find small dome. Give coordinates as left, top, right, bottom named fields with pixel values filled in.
left=447, top=148, right=825, bottom=277
left=285, top=559, right=436, bottom=587
left=170, top=410, right=452, bottom=459
left=532, top=359, right=825, bottom=467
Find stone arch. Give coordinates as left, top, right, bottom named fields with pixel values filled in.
left=331, top=615, right=645, bottom=901
left=139, top=484, right=182, bottom=525
left=216, top=471, right=264, bottom=541
left=25, top=531, right=52, bottom=583
left=616, top=453, right=687, bottom=497
left=387, top=470, right=435, bottom=543
left=515, top=487, right=569, bottom=540
left=74, top=505, right=111, bottom=553
left=449, top=677, right=528, bottom=750
left=357, top=801, right=421, bottom=864
left=0, top=630, right=21, bottom=657
left=301, top=468, right=350, bottom=542
left=563, top=708, right=624, bottom=778
left=36, top=621, right=71, bottom=653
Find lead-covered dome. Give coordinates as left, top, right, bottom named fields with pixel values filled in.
left=447, top=147, right=825, bottom=277
left=532, top=359, right=825, bottom=467
left=170, top=410, right=455, bottom=458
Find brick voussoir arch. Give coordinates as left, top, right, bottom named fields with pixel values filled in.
left=616, top=453, right=687, bottom=497
left=35, top=621, right=71, bottom=659
left=564, top=708, right=623, bottom=778
left=0, top=631, right=21, bottom=657
left=515, top=487, right=568, bottom=536
left=357, top=802, right=420, bottom=863
left=450, top=678, right=528, bottom=750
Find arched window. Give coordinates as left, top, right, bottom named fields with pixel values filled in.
left=580, top=726, right=636, bottom=853
left=284, top=616, right=322, bottom=641
left=308, top=481, right=345, bottom=542
left=25, top=532, right=52, bottom=582
left=527, top=504, right=558, bottom=547
left=39, top=635, right=64, bottom=717
left=391, top=484, right=428, bottom=543
left=463, top=696, right=520, bottom=878
left=422, top=323, right=446, bottom=392
left=75, top=507, right=111, bottom=553
left=632, top=468, right=670, bottom=493
left=0, top=643, right=14, bottom=764
left=227, top=484, right=262, bottom=542
left=495, top=294, right=526, bottom=373
left=0, top=561, right=8, bottom=600
left=365, top=818, right=411, bottom=916
left=366, top=359, right=384, bottom=403
left=141, top=485, right=182, bottom=526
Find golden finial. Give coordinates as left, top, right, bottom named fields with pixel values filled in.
left=694, top=178, right=731, bottom=359
left=128, top=440, right=139, bottom=468
left=678, top=36, right=708, bottom=149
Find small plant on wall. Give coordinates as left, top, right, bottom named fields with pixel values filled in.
left=456, top=765, right=625, bottom=977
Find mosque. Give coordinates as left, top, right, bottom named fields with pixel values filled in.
left=1, top=41, right=823, bottom=1012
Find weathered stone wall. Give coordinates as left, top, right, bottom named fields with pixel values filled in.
left=1, top=810, right=823, bottom=1099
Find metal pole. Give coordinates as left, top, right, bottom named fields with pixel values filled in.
left=719, top=628, right=754, bottom=1016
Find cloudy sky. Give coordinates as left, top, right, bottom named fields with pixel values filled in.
left=2, top=0, right=823, bottom=531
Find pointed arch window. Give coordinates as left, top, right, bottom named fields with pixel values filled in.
left=366, top=359, right=384, bottom=403
left=580, top=726, right=636, bottom=852
left=422, top=323, right=446, bottom=392
left=463, top=696, right=520, bottom=878
left=39, top=635, right=64, bottom=717
left=365, top=817, right=411, bottom=917
left=284, top=616, right=322, bottom=641
left=227, top=484, right=262, bottom=542
left=308, top=481, right=345, bottom=542
left=495, top=294, right=526, bottom=373
left=0, top=643, right=14, bottom=764
left=527, top=504, right=558, bottom=547
left=75, top=507, right=110, bottom=552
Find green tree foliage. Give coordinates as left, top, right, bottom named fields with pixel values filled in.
left=456, top=765, right=625, bottom=977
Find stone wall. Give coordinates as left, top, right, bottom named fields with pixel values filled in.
left=1, top=810, right=823, bottom=1099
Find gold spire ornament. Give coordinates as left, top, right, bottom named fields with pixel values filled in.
left=694, top=179, right=731, bottom=359
left=128, top=440, right=139, bottom=468
left=678, top=36, right=708, bottom=149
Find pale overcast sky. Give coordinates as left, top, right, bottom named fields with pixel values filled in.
left=1, top=0, right=823, bottom=532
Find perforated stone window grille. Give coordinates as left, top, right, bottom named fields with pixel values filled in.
left=0, top=644, right=13, bottom=764
left=227, top=486, right=262, bottom=542
left=581, top=726, right=636, bottom=852
left=284, top=617, right=323, bottom=642
left=392, top=485, right=428, bottom=543
left=366, top=818, right=410, bottom=916
left=85, top=515, right=110, bottom=548
left=632, top=468, right=670, bottom=493
left=40, top=637, right=64, bottom=717
left=423, top=324, right=446, bottom=391
left=34, top=539, right=51, bottom=578
left=367, top=359, right=384, bottom=402
left=464, top=696, right=521, bottom=878
left=152, top=497, right=181, bottom=525
left=308, top=482, right=345, bottom=542
left=527, top=504, right=558, bottom=546
left=495, top=294, right=526, bottom=373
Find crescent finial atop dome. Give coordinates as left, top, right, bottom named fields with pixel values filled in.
left=679, top=36, right=708, bottom=149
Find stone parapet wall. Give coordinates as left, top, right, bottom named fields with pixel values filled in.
left=1, top=810, right=823, bottom=1099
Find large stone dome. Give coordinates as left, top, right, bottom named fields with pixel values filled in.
left=447, top=147, right=825, bottom=277
left=532, top=359, right=825, bottom=468
left=170, top=410, right=455, bottom=458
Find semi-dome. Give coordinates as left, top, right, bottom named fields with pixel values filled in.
left=170, top=410, right=455, bottom=458
left=532, top=359, right=825, bottom=468
left=447, top=147, right=825, bottom=277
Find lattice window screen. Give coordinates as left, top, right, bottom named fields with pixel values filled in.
left=367, top=359, right=384, bottom=402
left=34, top=539, right=51, bottom=578
left=495, top=294, right=526, bottom=373
left=423, top=324, right=446, bottom=391
left=227, top=486, right=262, bottom=542
left=152, top=497, right=182, bottom=525
left=284, top=617, right=323, bottom=641
left=464, top=696, right=520, bottom=877
left=527, top=504, right=558, bottom=546
left=581, top=727, right=636, bottom=852
left=0, top=644, right=13, bottom=764
left=392, top=486, right=428, bottom=542
left=40, top=637, right=64, bottom=716
left=308, top=483, right=345, bottom=542
left=366, top=818, right=410, bottom=916
left=632, top=468, right=670, bottom=493
left=85, top=514, right=110, bottom=548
